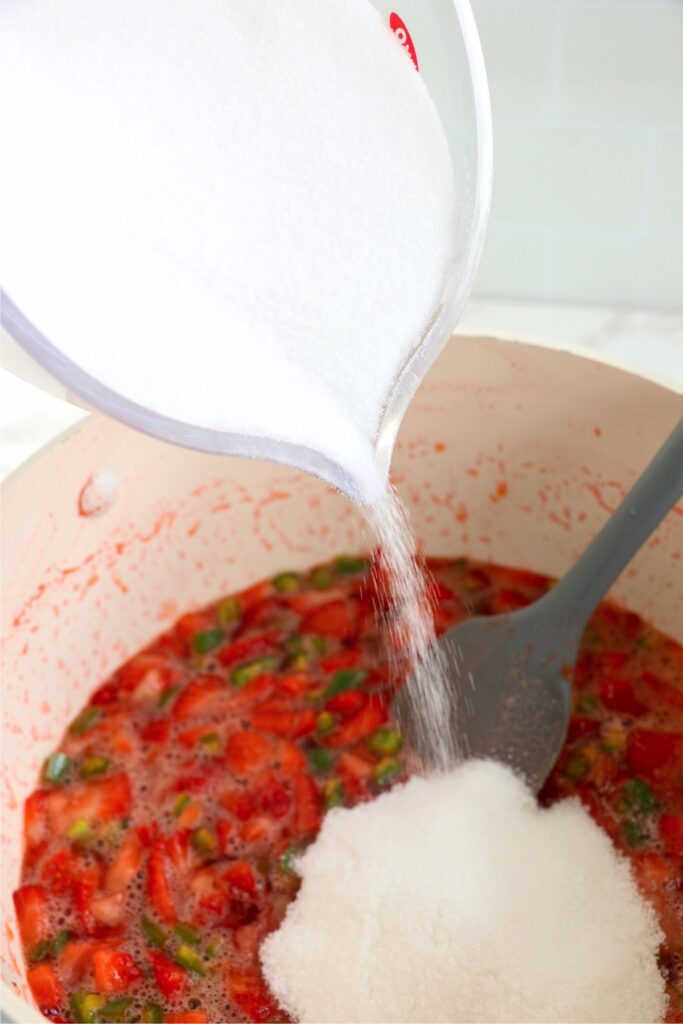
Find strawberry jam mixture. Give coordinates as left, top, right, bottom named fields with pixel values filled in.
left=15, top=555, right=683, bottom=1023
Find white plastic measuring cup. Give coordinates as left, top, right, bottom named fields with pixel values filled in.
left=1, top=0, right=492, bottom=501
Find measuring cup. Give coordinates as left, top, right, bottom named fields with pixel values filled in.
left=1, top=0, right=492, bottom=502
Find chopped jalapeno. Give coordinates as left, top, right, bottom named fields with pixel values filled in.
left=311, top=635, right=327, bottom=656
left=191, top=628, right=224, bottom=654
left=273, top=572, right=299, bottom=592
left=79, top=755, right=111, bottom=779
left=158, top=684, right=181, bottom=709
left=316, top=711, right=337, bottom=736
left=279, top=845, right=301, bottom=877
left=323, top=778, right=344, bottom=810
left=310, top=566, right=333, bottom=589
left=367, top=727, right=403, bottom=757
left=217, top=596, right=241, bottom=625
left=28, top=939, right=52, bottom=964
left=324, top=668, right=367, bottom=699
left=42, top=752, right=71, bottom=784
left=191, top=827, right=217, bottom=856
left=232, top=656, right=277, bottom=688
left=51, top=929, right=71, bottom=956
left=99, top=996, right=134, bottom=1021
left=334, top=555, right=367, bottom=574
left=373, top=758, right=401, bottom=788
left=289, top=652, right=309, bottom=671
left=564, top=753, right=589, bottom=781
left=174, top=793, right=192, bottom=817
left=576, top=694, right=600, bottom=714
left=173, top=922, right=200, bottom=946
left=141, top=915, right=168, bottom=949
left=174, top=943, right=205, bottom=975
left=70, top=992, right=106, bottom=1024
left=624, top=778, right=658, bottom=812
left=205, top=936, right=223, bottom=959
left=66, top=818, right=92, bottom=845
left=69, top=706, right=101, bottom=737
left=306, top=747, right=333, bottom=775
left=622, top=818, right=645, bottom=848
left=199, top=732, right=221, bottom=755
left=141, top=1004, right=164, bottom=1024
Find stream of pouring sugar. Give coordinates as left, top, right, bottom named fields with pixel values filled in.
left=364, top=487, right=461, bottom=771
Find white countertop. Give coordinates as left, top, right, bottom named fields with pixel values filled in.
left=1, top=299, right=681, bottom=483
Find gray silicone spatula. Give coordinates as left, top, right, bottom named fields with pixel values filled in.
left=399, top=416, right=683, bottom=792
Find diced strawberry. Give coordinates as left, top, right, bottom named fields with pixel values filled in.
left=599, top=677, right=647, bottom=717
left=326, top=690, right=368, bottom=715
left=137, top=822, right=160, bottom=847
left=326, top=696, right=387, bottom=748
left=25, top=790, right=48, bottom=848
left=92, top=948, right=141, bottom=994
left=227, top=967, right=280, bottom=1023
left=218, top=632, right=279, bottom=670
left=256, top=776, right=291, bottom=819
left=41, top=848, right=77, bottom=894
left=276, top=673, right=311, bottom=696
left=292, top=773, right=321, bottom=836
left=50, top=773, right=132, bottom=833
left=175, top=611, right=216, bottom=646
left=276, top=740, right=306, bottom=776
left=626, top=729, right=683, bottom=780
left=300, top=599, right=356, bottom=638
left=117, top=654, right=180, bottom=699
left=660, top=814, right=683, bottom=858
left=165, top=1015, right=209, bottom=1023
left=250, top=703, right=316, bottom=738
left=139, top=718, right=170, bottom=743
left=105, top=832, right=143, bottom=893
left=13, top=885, right=49, bottom=947
left=217, top=819, right=234, bottom=852
left=190, top=867, right=225, bottom=916
left=150, top=950, right=187, bottom=999
left=59, top=940, right=107, bottom=982
left=640, top=671, right=683, bottom=713
left=225, top=861, right=257, bottom=896
left=147, top=841, right=177, bottom=923
left=573, top=786, right=620, bottom=843
left=337, top=751, right=374, bottom=780
left=90, top=891, right=125, bottom=927
left=178, top=725, right=220, bottom=749
left=489, top=589, right=530, bottom=615
left=426, top=580, right=456, bottom=603
left=91, top=681, right=120, bottom=705
left=73, top=867, right=103, bottom=937
left=225, top=731, right=271, bottom=775
left=173, top=774, right=208, bottom=794
left=567, top=716, right=601, bottom=743
left=631, top=851, right=680, bottom=894
left=166, top=830, right=192, bottom=872
left=27, top=963, right=64, bottom=1011
left=594, top=651, right=629, bottom=676
left=172, top=675, right=224, bottom=721
left=221, top=791, right=256, bottom=821
left=240, top=817, right=271, bottom=843
left=320, top=649, right=361, bottom=673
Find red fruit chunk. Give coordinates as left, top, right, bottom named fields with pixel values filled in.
left=41, top=848, right=77, bottom=894
left=140, top=718, right=170, bottom=743
left=93, top=948, right=142, bottom=994
left=150, top=950, right=187, bottom=999
left=225, top=731, right=271, bottom=774
left=137, top=822, right=160, bottom=847
left=320, top=649, right=361, bottom=673
left=595, top=651, right=629, bottom=675
left=300, top=600, right=356, bottom=638
left=221, top=791, right=256, bottom=821
left=490, top=589, right=529, bottom=615
left=225, top=861, right=257, bottom=896
left=326, top=697, right=387, bottom=748
left=166, top=829, right=192, bottom=872
left=147, top=841, right=177, bottom=923
left=292, top=773, right=321, bottom=836
left=117, top=654, right=179, bottom=696
left=27, top=963, right=64, bottom=1011
left=256, top=776, right=291, bottom=818
left=52, top=773, right=132, bottom=833
left=217, top=819, right=234, bottom=851
left=660, top=815, right=683, bottom=858
left=227, top=967, right=281, bottom=1023
left=175, top=612, right=216, bottom=645
left=640, top=671, right=683, bottom=713
left=566, top=716, right=601, bottom=744
left=277, top=673, right=311, bottom=696
left=218, top=632, right=279, bottom=670
left=91, top=681, right=119, bottom=705
left=13, top=885, right=49, bottom=947
left=241, top=817, right=271, bottom=843
left=172, top=675, right=224, bottom=721
left=599, top=677, right=647, bottom=717
left=25, top=791, right=48, bottom=848
left=73, top=867, right=102, bottom=937
left=251, top=703, right=316, bottom=738
left=166, top=1015, right=209, bottom=1023
left=326, top=690, right=368, bottom=715
left=105, top=832, right=143, bottom=893
left=626, top=729, right=683, bottom=780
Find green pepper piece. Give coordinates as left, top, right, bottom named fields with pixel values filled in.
left=141, top=1004, right=164, bottom=1024
left=310, top=566, right=333, bottom=590
left=289, top=652, right=309, bottom=671
left=205, top=937, right=223, bottom=960
left=69, top=706, right=101, bottom=737
left=217, top=596, right=241, bottom=626
left=51, top=929, right=71, bottom=957
left=66, top=818, right=93, bottom=845
left=79, top=755, right=111, bottom=779
left=334, top=556, right=368, bottom=575
left=99, top=996, right=134, bottom=1022
left=367, top=727, right=403, bottom=757
left=279, top=845, right=301, bottom=877
left=323, top=778, right=344, bottom=810
left=198, top=732, right=221, bottom=756
left=174, top=793, right=192, bottom=817
left=624, top=777, right=658, bottom=813
left=373, top=758, right=401, bottom=788
left=28, top=939, right=52, bottom=964
left=191, top=628, right=224, bottom=654
left=622, top=818, right=645, bottom=848
left=173, top=922, right=200, bottom=946
left=323, top=669, right=367, bottom=700
left=311, top=635, right=327, bottom=656
left=191, top=827, right=218, bottom=856
left=42, top=752, right=71, bottom=784
left=273, top=572, right=299, bottom=593
left=306, top=747, right=333, bottom=775
left=174, top=943, right=205, bottom=975
left=232, top=656, right=277, bottom=688
left=316, top=711, right=337, bottom=736
left=158, top=684, right=181, bottom=710
left=141, top=915, right=168, bottom=949
left=576, top=694, right=600, bottom=714
left=564, top=753, right=589, bottom=781
left=70, top=992, right=106, bottom=1024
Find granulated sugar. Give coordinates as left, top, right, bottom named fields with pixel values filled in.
left=1, top=0, right=456, bottom=502
left=261, top=760, right=665, bottom=1024
left=365, top=487, right=458, bottom=770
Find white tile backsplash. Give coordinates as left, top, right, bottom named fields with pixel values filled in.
left=470, top=0, right=683, bottom=310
